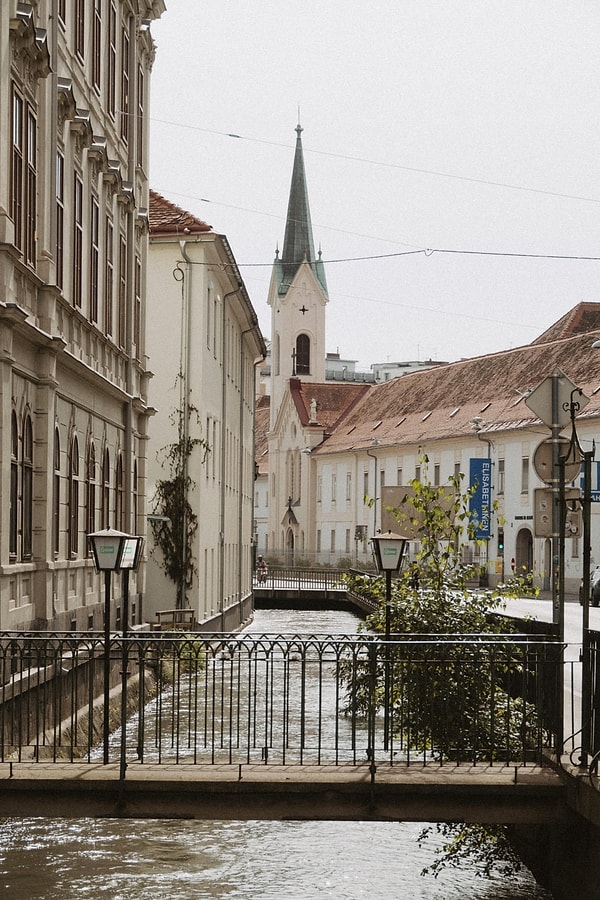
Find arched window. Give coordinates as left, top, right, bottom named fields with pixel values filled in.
left=86, top=442, right=96, bottom=548
left=21, top=415, right=33, bottom=559
left=68, top=435, right=79, bottom=557
left=115, top=452, right=124, bottom=530
left=10, top=412, right=18, bottom=559
left=295, top=333, right=310, bottom=375
left=274, top=333, right=280, bottom=376
left=53, top=429, right=61, bottom=557
left=102, top=447, right=110, bottom=528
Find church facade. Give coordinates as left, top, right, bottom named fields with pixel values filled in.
left=259, top=125, right=600, bottom=597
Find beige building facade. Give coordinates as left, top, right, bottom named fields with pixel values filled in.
left=146, top=192, right=266, bottom=630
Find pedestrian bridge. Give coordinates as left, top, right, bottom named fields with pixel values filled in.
left=0, top=629, right=599, bottom=825
left=0, top=759, right=570, bottom=823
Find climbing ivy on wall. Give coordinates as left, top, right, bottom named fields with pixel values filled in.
left=150, top=390, right=209, bottom=609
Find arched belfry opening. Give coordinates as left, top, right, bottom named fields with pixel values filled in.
left=295, top=333, right=310, bottom=375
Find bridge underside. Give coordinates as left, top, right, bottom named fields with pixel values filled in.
left=0, top=762, right=569, bottom=823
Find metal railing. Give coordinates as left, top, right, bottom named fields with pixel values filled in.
left=253, top=567, right=349, bottom=590
left=0, top=632, right=561, bottom=770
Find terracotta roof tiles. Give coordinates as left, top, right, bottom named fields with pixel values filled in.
left=149, top=189, right=212, bottom=237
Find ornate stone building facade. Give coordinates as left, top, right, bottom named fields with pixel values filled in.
left=0, top=1, right=164, bottom=629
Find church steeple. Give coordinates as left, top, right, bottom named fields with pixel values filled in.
left=276, top=123, right=328, bottom=298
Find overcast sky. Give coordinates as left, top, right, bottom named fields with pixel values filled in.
left=149, top=1, right=600, bottom=370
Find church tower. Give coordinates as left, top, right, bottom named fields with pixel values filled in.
left=268, top=123, right=328, bottom=428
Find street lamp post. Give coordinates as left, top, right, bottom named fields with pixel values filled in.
left=88, top=528, right=143, bottom=767
left=371, top=531, right=409, bottom=751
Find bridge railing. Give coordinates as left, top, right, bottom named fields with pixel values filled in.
left=0, top=632, right=561, bottom=769
left=253, top=568, right=348, bottom=590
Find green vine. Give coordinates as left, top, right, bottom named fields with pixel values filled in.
left=150, top=387, right=209, bottom=608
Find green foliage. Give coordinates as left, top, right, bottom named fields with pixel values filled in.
left=158, top=634, right=206, bottom=686
left=342, top=457, right=544, bottom=880
left=418, top=823, right=525, bottom=879
left=150, top=387, right=209, bottom=607
left=341, top=456, right=541, bottom=760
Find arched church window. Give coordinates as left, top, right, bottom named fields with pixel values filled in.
left=296, top=333, right=310, bottom=374
left=274, top=333, right=280, bottom=376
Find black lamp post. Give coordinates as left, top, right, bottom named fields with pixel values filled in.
left=89, top=528, right=143, bottom=766
left=371, top=530, right=409, bottom=751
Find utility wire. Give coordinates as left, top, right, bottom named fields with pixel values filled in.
left=151, top=117, right=600, bottom=206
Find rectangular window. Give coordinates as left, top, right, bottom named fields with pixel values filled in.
left=316, top=529, right=321, bottom=553
left=380, top=469, right=385, bottom=489
left=397, top=467, right=402, bottom=486
left=137, top=66, right=144, bottom=167
left=107, top=4, right=117, bottom=118
left=331, top=473, right=337, bottom=504
left=92, top=0, right=102, bottom=90
left=521, top=456, right=529, bottom=495
left=330, top=529, right=336, bottom=553
left=25, top=111, right=36, bottom=266
left=346, top=471, right=352, bottom=501
left=206, top=286, right=212, bottom=350
left=415, top=465, right=421, bottom=482
left=363, top=471, right=369, bottom=501
left=498, top=458, right=505, bottom=495
left=74, top=0, right=85, bottom=59
left=134, top=256, right=141, bottom=356
left=11, top=87, right=37, bottom=266
left=104, top=217, right=113, bottom=335
left=56, top=153, right=64, bottom=289
left=11, top=89, right=23, bottom=252
left=72, top=174, right=83, bottom=307
left=317, top=474, right=322, bottom=503
left=454, top=462, right=461, bottom=483
left=118, top=234, right=126, bottom=347
left=90, top=197, right=99, bottom=322
left=345, top=529, right=351, bottom=554
left=434, top=464, right=440, bottom=486
left=120, top=25, right=130, bottom=142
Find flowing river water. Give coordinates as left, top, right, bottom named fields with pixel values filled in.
left=0, top=607, right=553, bottom=899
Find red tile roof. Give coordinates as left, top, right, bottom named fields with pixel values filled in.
left=255, top=303, right=600, bottom=464
left=289, top=378, right=371, bottom=432
left=149, top=189, right=212, bottom=237
left=321, top=321, right=600, bottom=453
left=531, top=301, right=600, bottom=345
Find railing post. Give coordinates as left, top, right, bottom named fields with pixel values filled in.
left=368, top=643, right=377, bottom=780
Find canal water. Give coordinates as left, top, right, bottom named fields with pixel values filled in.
left=0, top=608, right=552, bottom=899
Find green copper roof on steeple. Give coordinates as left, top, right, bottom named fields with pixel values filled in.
left=276, top=124, right=328, bottom=298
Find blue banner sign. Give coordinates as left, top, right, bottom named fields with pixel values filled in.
left=469, top=458, right=492, bottom=539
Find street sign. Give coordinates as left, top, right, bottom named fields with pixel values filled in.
left=534, top=487, right=581, bottom=537
left=525, top=370, right=589, bottom=430
left=533, top=438, right=582, bottom=485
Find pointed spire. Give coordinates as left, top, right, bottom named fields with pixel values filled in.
left=278, top=123, right=328, bottom=298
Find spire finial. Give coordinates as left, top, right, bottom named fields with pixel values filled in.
left=296, top=105, right=302, bottom=136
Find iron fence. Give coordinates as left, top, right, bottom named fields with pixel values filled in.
left=0, top=632, right=561, bottom=770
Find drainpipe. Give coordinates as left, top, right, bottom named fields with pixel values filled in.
left=366, top=444, right=379, bottom=537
